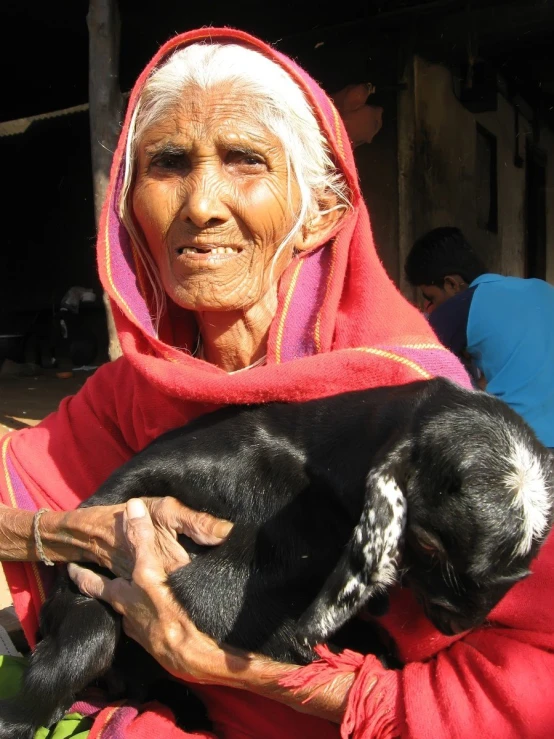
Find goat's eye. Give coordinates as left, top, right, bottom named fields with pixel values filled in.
left=409, top=527, right=444, bottom=556
left=415, top=538, right=438, bottom=553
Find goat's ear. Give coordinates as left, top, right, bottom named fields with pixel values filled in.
left=297, top=443, right=409, bottom=647
left=492, top=569, right=532, bottom=587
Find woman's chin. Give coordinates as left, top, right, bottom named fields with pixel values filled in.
left=162, top=258, right=279, bottom=315
left=163, top=254, right=250, bottom=310
left=166, top=282, right=260, bottom=314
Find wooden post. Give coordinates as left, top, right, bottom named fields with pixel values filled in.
left=87, top=0, right=124, bottom=360
left=397, top=52, right=418, bottom=303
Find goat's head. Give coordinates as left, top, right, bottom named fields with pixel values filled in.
left=298, top=379, right=554, bottom=645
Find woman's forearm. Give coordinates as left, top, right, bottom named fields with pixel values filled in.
left=0, top=505, right=85, bottom=562
left=0, top=504, right=130, bottom=566
left=226, top=654, right=354, bottom=723
left=0, top=505, right=36, bottom=560
left=1, top=497, right=228, bottom=575
left=179, top=640, right=354, bottom=723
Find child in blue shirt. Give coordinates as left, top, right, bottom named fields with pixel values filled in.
left=405, top=227, right=554, bottom=448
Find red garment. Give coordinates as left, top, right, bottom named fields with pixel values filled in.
left=2, top=26, right=551, bottom=739
left=86, top=701, right=217, bottom=739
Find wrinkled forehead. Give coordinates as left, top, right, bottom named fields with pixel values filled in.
left=136, top=84, right=283, bottom=152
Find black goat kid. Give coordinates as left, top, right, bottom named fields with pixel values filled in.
left=1, top=378, right=552, bottom=738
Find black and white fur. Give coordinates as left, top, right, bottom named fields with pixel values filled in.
left=1, top=378, right=552, bottom=738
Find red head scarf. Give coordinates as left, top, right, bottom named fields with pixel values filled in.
left=98, top=27, right=469, bottom=403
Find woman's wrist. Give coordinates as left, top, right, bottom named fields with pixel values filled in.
left=0, top=504, right=104, bottom=564
left=0, top=506, right=81, bottom=563
left=40, top=506, right=123, bottom=564
left=33, top=511, right=85, bottom=562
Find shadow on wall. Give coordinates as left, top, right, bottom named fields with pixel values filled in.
left=355, top=89, right=400, bottom=284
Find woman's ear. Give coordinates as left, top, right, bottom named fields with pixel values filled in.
left=295, top=193, right=346, bottom=254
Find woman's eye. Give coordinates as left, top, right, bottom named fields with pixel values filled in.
left=151, top=153, right=188, bottom=171
left=226, top=151, right=266, bottom=169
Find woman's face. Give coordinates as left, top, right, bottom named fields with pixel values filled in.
left=132, top=83, right=302, bottom=312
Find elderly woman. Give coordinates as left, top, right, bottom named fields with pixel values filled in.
left=1, top=28, right=553, bottom=739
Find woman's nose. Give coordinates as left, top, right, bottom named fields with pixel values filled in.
left=179, top=171, right=229, bottom=229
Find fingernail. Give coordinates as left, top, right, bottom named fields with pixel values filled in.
left=127, top=499, right=146, bottom=520
left=214, top=520, right=233, bottom=539
left=67, top=563, right=80, bottom=581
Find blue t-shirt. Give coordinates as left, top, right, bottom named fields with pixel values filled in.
left=430, top=274, right=554, bottom=447
left=428, top=287, right=477, bottom=356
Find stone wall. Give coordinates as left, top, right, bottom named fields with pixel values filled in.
left=396, top=55, right=553, bottom=283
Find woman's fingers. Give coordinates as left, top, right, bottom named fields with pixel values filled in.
left=178, top=508, right=233, bottom=545
left=67, top=562, right=105, bottom=598
left=69, top=501, right=230, bottom=684
left=67, top=563, right=117, bottom=605
left=68, top=562, right=136, bottom=615
left=126, top=499, right=169, bottom=579
left=144, top=496, right=233, bottom=545
left=125, top=499, right=191, bottom=584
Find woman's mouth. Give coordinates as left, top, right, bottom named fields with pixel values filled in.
left=174, top=245, right=242, bottom=264
left=177, top=246, right=240, bottom=255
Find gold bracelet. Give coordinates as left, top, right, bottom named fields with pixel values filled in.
left=33, top=508, right=55, bottom=567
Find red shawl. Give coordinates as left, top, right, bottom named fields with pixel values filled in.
left=3, top=27, right=553, bottom=739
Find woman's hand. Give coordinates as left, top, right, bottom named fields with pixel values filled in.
left=42, top=497, right=232, bottom=578
left=67, top=498, right=237, bottom=682
left=68, top=499, right=355, bottom=722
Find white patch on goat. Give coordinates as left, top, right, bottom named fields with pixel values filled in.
left=339, top=573, right=364, bottom=598
left=336, top=474, right=403, bottom=614
left=365, top=474, right=407, bottom=586
left=310, top=606, right=347, bottom=643
left=302, top=473, right=407, bottom=644
left=505, top=441, right=551, bottom=556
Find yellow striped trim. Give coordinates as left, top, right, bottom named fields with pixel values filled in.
left=330, top=102, right=345, bottom=159
left=352, top=347, right=432, bottom=379
left=96, top=706, right=121, bottom=738
left=104, top=202, right=138, bottom=328
left=1, top=436, right=17, bottom=508
left=162, top=353, right=181, bottom=364
left=31, top=562, right=47, bottom=604
left=399, top=343, right=445, bottom=350
left=314, top=240, right=337, bottom=353
left=275, top=260, right=303, bottom=364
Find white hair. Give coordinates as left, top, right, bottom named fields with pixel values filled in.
left=119, top=42, right=351, bottom=330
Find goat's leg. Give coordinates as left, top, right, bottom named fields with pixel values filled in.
left=0, top=454, right=184, bottom=737
left=0, top=572, right=120, bottom=739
